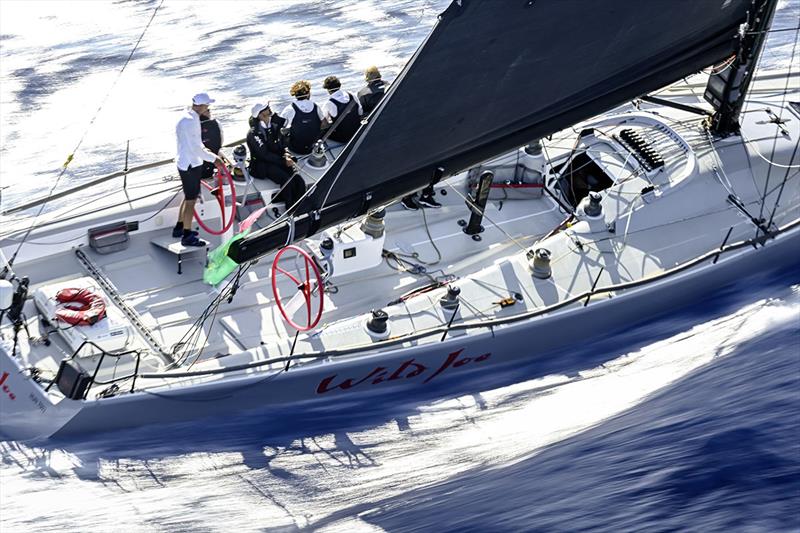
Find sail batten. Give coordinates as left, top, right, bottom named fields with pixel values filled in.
left=229, top=0, right=753, bottom=263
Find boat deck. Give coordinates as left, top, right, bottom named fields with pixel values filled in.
left=2, top=74, right=798, bottom=400
left=3, top=174, right=564, bottom=390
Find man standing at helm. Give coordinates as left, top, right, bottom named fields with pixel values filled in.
left=173, top=92, right=225, bottom=246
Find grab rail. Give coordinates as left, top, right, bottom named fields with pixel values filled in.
left=1, top=137, right=246, bottom=216
left=45, top=340, right=144, bottom=399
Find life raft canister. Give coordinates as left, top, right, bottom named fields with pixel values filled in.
left=55, top=288, right=107, bottom=326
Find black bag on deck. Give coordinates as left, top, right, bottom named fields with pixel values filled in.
left=55, top=359, right=92, bottom=400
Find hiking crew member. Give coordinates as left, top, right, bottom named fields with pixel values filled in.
left=174, top=92, right=224, bottom=246
left=281, top=80, right=324, bottom=155
left=321, top=75, right=363, bottom=143
left=247, top=102, right=307, bottom=209
left=357, top=66, right=387, bottom=116
left=200, top=111, right=223, bottom=179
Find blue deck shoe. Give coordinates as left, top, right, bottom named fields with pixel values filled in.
left=181, top=234, right=207, bottom=247
left=173, top=226, right=198, bottom=239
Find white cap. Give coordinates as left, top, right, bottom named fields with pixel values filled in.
left=192, top=92, right=215, bottom=105
left=251, top=102, right=270, bottom=118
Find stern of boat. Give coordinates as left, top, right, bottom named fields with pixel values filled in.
left=0, top=341, right=83, bottom=441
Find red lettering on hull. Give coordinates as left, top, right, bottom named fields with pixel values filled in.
left=316, top=366, right=387, bottom=394
left=0, top=371, right=15, bottom=401
left=316, top=350, right=491, bottom=394
left=423, top=349, right=464, bottom=384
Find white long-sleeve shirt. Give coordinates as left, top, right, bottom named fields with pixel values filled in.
left=322, top=89, right=363, bottom=120
left=280, top=99, right=325, bottom=129
left=175, top=108, right=217, bottom=171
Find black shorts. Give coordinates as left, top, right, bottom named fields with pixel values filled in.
left=178, top=164, right=204, bottom=200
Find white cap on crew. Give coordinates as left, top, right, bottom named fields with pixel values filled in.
left=251, top=102, right=271, bottom=118
left=192, top=92, right=215, bottom=106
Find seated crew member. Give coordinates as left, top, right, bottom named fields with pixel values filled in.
left=200, top=109, right=223, bottom=179
left=280, top=80, right=324, bottom=155
left=246, top=102, right=307, bottom=209
left=321, top=75, right=363, bottom=143
left=357, top=66, right=387, bottom=116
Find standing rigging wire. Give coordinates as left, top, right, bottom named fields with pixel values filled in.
left=756, top=22, right=800, bottom=225
left=443, top=181, right=532, bottom=254
left=167, top=261, right=256, bottom=370
left=766, top=131, right=800, bottom=231
left=746, top=25, right=800, bottom=35
left=3, top=0, right=166, bottom=273
left=763, top=23, right=800, bottom=231
left=1, top=186, right=182, bottom=249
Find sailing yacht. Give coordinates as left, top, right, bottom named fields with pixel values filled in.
left=0, top=0, right=797, bottom=440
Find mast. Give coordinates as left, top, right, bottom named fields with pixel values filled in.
left=704, top=0, right=779, bottom=137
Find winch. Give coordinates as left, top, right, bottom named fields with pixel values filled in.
left=305, top=209, right=386, bottom=279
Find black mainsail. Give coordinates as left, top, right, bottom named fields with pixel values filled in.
left=229, top=0, right=753, bottom=263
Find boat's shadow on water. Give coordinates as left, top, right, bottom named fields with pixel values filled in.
left=1, top=268, right=797, bottom=499
left=339, top=323, right=800, bottom=533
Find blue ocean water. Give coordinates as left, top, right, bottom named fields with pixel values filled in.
left=1, top=1, right=799, bottom=532
left=355, top=276, right=800, bottom=533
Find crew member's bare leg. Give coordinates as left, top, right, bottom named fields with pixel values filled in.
left=177, top=199, right=186, bottom=226
left=182, top=199, right=196, bottom=228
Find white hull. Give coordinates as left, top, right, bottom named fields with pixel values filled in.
left=1, top=71, right=798, bottom=441
left=2, top=220, right=797, bottom=440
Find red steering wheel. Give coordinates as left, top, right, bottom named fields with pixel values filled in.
left=194, top=161, right=236, bottom=235
left=271, top=245, right=324, bottom=331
